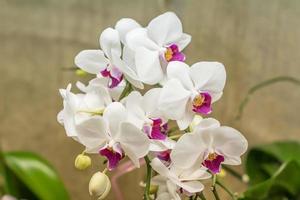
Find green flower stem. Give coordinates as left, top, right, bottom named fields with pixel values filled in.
left=118, top=81, right=133, bottom=101
left=197, top=193, right=207, bottom=200
left=144, top=156, right=152, bottom=200
left=222, top=165, right=243, bottom=181
left=212, top=175, right=220, bottom=200
left=216, top=180, right=237, bottom=200
left=169, top=134, right=183, bottom=140
left=234, top=76, right=300, bottom=121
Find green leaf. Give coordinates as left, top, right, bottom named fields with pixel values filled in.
left=242, top=141, right=300, bottom=199
left=243, top=160, right=300, bottom=199
left=2, top=151, right=69, bottom=200
left=246, top=141, right=300, bottom=185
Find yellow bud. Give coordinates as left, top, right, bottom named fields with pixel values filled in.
left=242, top=174, right=250, bottom=183
left=74, top=154, right=91, bottom=170
left=218, top=169, right=226, bottom=178
left=189, top=115, right=203, bottom=132
left=75, top=69, right=88, bottom=77
left=89, top=172, right=111, bottom=200
left=149, top=185, right=158, bottom=194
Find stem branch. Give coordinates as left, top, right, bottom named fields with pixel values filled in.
left=211, top=175, right=220, bottom=200
left=144, top=156, right=152, bottom=200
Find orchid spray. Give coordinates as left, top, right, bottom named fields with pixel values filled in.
left=58, top=12, right=248, bottom=200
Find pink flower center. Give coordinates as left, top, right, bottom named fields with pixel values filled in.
left=155, top=150, right=171, bottom=166
left=192, top=92, right=212, bottom=115
left=143, top=118, right=168, bottom=140
left=164, top=44, right=185, bottom=62
left=99, top=143, right=124, bottom=171
left=202, top=152, right=224, bottom=174
left=100, top=65, right=123, bottom=88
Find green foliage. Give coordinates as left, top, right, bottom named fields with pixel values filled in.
left=241, top=141, right=300, bottom=200
left=0, top=151, right=69, bottom=200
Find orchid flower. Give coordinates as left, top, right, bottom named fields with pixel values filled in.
left=171, top=118, right=248, bottom=174
left=57, top=84, right=111, bottom=140
left=75, top=102, right=150, bottom=170
left=151, top=158, right=211, bottom=199
left=76, top=76, right=125, bottom=101
left=126, top=12, right=191, bottom=85
left=75, top=23, right=143, bottom=89
left=159, top=61, right=226, bottom=130
left=124, top=89, right=175, bottom=152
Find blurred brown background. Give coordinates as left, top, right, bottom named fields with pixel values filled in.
left=1, top=0, right=300, bottom=199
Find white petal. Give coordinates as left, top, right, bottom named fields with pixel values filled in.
left=103, top=102, right=127, bottom=137
left=74, top=50, right=108, bottom=74
left=179, top=167, right=211, bottom=181
left=122, top=46, right=136, bottom=68
left=213, top=126, right=248, bottom=161
left=142, top=88, right=162, bottom=117
left=111, top=52, right=144, bottom=89
left=166, top=181, right=181, bottom=200
left=100, top=28, right=121, bottom=60
left=135, top=47, right=164, bottom=85
left=149, top=138, right=176, bottom=152
left=167, top=61, right=194, bottom=90
left=147, top=12, right=183, bottom=46
left=57, top=110, right=64, bottom=125
left=151, top=158, right=173, bottom=178
left=152, top=175, right=167, bottom=186
left=115, top=18, right=141, bottom=44
left=171, top=132, right=206, bottom=169
left=159, top=79, right=191, bottom=120
left=189, top=62, right=226, bottom=95
left=124, top=91, right=145, bottom=129
left=175, top=180, right=204, bottom=193
left=174, top=33, right=191, bottom=51
left=118, top=122, right=150, bottom=167
left=75, top=116, right=108, bottom=152
left=193, top=118, right=220, bottom=132
left=126, top=28, right=160, bottom=51
left=176, top=106, right=194, bottom=130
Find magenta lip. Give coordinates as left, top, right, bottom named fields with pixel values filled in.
left=202, top=153, right=224, bottom=174
left=100, top=66, right=123, bottom=88
left=99, top=145, right=124, bottom=171
left=192, top=92, right=212, bottom=115
left=165, top=44, right=185, bottom=62
left=143, top=118, right=168, bottom=140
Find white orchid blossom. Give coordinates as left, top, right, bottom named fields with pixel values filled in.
left=126, top=12, right=191, bottom=85
left=57, top=12, right=249, bottom=200
left=75, top=22, right=143, bottom=89
left=171, top=118, right=248, bottom=174
left=124, top=89, right=176, bottom=152
left=151, top=158, right=210, bottom=199
left=76, top=75, right=125, bottom=101
left=159, top=61, right=226, bottom=130
left=57, top=83, right=112, bottom=140
left=75, top=102, right=150, bottom=170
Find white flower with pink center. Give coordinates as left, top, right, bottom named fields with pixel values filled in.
left=76, top=76, right=125, bottom=101
left=75, top=23, right=143, bottom=89
left=57, top=83, right=112, bottom=140
left=126, top=12, right=191, bottom=85
left=124, top=89, right=176, bottom=152
left=75, top=102, right=150, bottom=170
left=159, top=61, right=226, bottom=130
left=151, top=158, right=211, bottom=199
left=171, top=118, right=248, bottom=174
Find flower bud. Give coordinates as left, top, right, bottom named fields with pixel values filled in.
left=89, top=172, right=111, bottom=200
left=74, top=154, right=91, bottom=170
left=75, top=69, right=88, bottom=77
left=149, top=185, right=158, bottom=194
left=189, top=115, right=203, bottom=132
